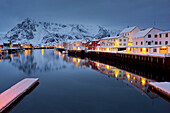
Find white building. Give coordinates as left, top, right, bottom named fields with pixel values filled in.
left=120, top=26, right=140, bottom=44
left=99, top=36, right=128, bottom=51
left=127, top=28, right=170, bottom=54
left=157, top=31, right=170, bottom=45
left=133, top=28, right=163, bottom=46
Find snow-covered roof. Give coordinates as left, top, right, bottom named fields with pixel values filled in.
left=65, top=40, right=75, bottom=43
left=120, top=26, right=137, bottom=34
left=101, top=36, right=119, bottom=40
left=158, top=31, right=170, bottom=34
left=82, top=40, right=87, bottom=43
left=133, top=28, right=153, bottom=38
left=92, top=39, right=100, bottom=41
left=149, top=82, right=170, bottom=95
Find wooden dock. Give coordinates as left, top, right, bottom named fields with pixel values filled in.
left=0, top=78, right=39, bottom=112
left=149, top=82, right=170, bottom=101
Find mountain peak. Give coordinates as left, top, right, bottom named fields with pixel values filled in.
left=2, top=19, right=120, bottom=45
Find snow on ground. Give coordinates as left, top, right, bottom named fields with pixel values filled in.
left=149, top=82, right=170, bottom=94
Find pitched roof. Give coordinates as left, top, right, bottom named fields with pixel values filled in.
left=120, top=26, right=137, bottom=34
left=133, top=28, right=153, bottom=38
left=158, top=31, right=170, bottom=34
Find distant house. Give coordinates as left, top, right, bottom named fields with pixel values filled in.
left=72, top=39, right=87, bottom=50
left=120, top=26, right=140, bottom=45
left=12, top=43, right=21, bottom=49
left=88, top=39, right=100, bottom=50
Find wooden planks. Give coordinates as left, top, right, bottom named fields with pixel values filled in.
left=0, top=78, right=39, bottom=112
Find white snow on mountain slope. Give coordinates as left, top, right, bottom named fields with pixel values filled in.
left=2, top=18, right=120, bottom=45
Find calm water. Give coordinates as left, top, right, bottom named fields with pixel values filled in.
left=0, top=49, right=169, bottom=113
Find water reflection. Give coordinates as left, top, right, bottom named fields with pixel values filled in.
left=0, top=49, right=68, bottom=75
left=59, top=54, right=159, bottom=100
left=0, top=49, right=168, bottom=102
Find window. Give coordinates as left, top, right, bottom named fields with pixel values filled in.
left=159, top=41, right=161, bottom=45
left=124, top=39, right=126, bottom=42
left=136, top=42, right=138, bottom=45
left=141, top=41, right=143, bottom=45
left=120, top=44, right=122, bottom=46
left=159, top=34, right=162, bottom=38
left=148, top=41, right=151, bottom=45
left=146, top=48, right=148, bottom=52
left=124, top=43, right=126, bottom=46
left=155, top=34, right=157, bottom=38
left=119, top=39, right=122, bottom=42
left=165, top=41, right=168, bottom=45
left=153, top=49, right=157, bottom=52
left=155, top=41, right=158, bottom=45
left=140, top=48, right=142, bottom=52
left=165, top=33, right=168, bottom=37
left=148, top=34, right=151, bottom=38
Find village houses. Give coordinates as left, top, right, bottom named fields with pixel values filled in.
left=127, top=28, right=170, bottom=54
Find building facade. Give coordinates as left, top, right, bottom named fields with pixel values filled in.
left=120, top=26, right=140, bottom=45
left=99, top=36, right=128, bottom=51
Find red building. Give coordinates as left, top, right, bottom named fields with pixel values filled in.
left=0, top=45, right=3, bottom=48
left=12, top=44, right=21, bottom=48
left=88, top=39, right=100, bottom=50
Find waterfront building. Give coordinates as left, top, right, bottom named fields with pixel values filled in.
left=12, top=43, right=22, bottom=49
left=72, top=39, right=87, bottom=50
left=88, top=39, right=100, bottom=50
left=127, top=28, right=170, bottom=54
left=99, top=35, right=128, bottom=51
left=120, top=26, right=140, bottom=46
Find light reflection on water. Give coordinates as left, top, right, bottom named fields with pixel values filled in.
left=0, top=49, right=169, bottom=113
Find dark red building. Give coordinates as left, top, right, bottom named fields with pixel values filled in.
left=0, top=45, right=3, bottom=48
left=88, top=39, right=100, bottom=50
left=12, top=44, right=21, bottom=48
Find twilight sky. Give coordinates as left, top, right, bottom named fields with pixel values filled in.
left=0, top=0, right=170, bottom=33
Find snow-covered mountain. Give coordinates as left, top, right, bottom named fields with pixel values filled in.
left=2, top=18, right=120, bottom=45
